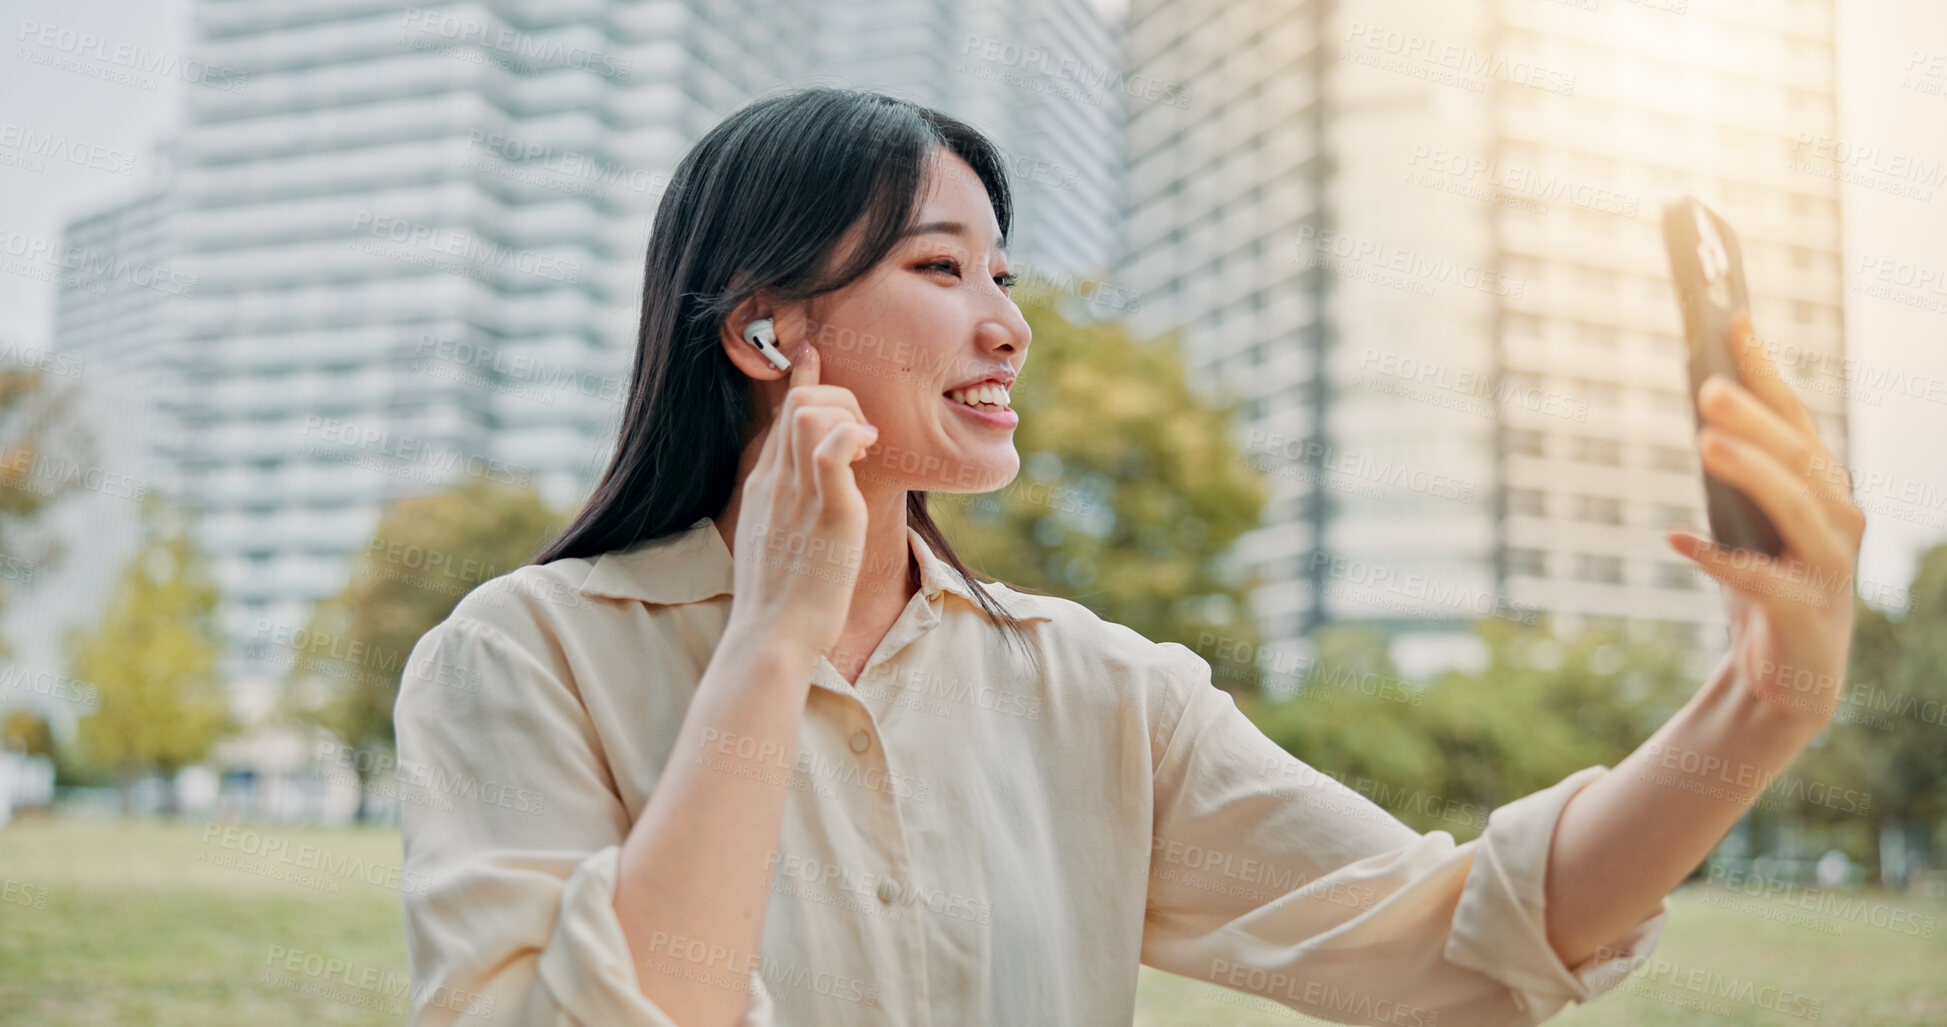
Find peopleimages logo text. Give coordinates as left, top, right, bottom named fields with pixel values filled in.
left=348, top=212, right=581, bottom=284
left=399, top=8, right=630, bottom=81
left=15, top=19, right=250, bottom=92
left=0, top=231, right=198, bottom=296
left=960, top=35, right=1192, bottom=109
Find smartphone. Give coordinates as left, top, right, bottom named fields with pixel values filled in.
left=1659, top=195, right=1785, bottom=557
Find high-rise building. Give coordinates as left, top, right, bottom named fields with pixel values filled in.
left=1120, top=0, right=1848, bottom=677
left=816, top=0, right=1125, bottom=279
left=52, top=0, right=1124, bottom=729
left=53, top=170, right=188, bottom=496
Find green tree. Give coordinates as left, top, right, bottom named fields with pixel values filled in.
left=66, top=495, right=231, bottom=812
left=0, top=361, right=94, bottom=655
left=1247, top=616, right=1697, bottom=841
left=1242, top=624, right=1449, bottom=810
left=1423, top=616, right=1696, bottom=812
left=287, top=478, right=564, bottom=821
left=934, top=290, right=1269, bottom=683
left=1, top=707, right=54, bottom=756
left=1880, top=547, right=1947, bottom=881
left=1794, top=548, right=1947, bottom=886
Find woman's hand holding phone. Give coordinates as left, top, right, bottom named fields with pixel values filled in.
left=1657, top=196, right=1864, bottom=735
left=1540, top=309, right=1868, bottom=971
left=725, top=341, right=880, bottom=662
left=1663, top=311, right=1867, bottom=737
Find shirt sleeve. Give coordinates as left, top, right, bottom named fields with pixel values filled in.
left=394, top=615, right=776, bottom=1026
left=1139, top=642, right=1669, bottom=1027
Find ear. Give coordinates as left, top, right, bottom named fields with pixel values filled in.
left=719, top=296, right=793, bottom=382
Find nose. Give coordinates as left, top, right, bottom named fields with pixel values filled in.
left=977, top=291, right=1030, bottom=357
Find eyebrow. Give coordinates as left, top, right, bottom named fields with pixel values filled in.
left=901, top=220, right=1007, bottom=259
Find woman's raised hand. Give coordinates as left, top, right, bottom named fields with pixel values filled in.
left=725, top=341, right=880, bottom=661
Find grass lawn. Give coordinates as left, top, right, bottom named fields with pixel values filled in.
left=1, top=816, right=411, bottom=1026
left=1135, top=878, right=1947, bottom=1026
left=3, top=816, right=1943, bottom=1025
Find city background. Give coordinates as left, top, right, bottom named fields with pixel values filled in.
left=1, top=0, right=1943, bottom=1023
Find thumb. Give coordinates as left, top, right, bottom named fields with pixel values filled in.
left=1666, top=524, right=1709, bottom=561
left=788, top=338, right=820, bottom=389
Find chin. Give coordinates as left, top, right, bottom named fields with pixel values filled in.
left=855, top=428, right=1019, bottom=493
left=929, top=451, right=1019, bottom=494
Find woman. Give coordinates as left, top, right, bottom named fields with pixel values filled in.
left=395, top=87, right=1865, bottom=1026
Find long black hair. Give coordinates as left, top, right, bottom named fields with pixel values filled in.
left=535, top=87, right=1040, bottom=665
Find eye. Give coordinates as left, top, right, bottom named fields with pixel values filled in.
left=918, top=257, right=1016, bottom=292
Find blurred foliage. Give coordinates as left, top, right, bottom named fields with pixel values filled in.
left=0, top=364, right=93, bottom=658
left=1243, top=615, right=1697, bottom=841
left=1240, top=543, right=1947, bottom=887
left=1793, top=543, right=1947, bottom=882
left=1, top=706, right=54, bottom=757
left=934, top=289, right=1269, bottom=682
left=65, top=494, right=231, bottom=808
left=286, top=478, right=563, bottom=818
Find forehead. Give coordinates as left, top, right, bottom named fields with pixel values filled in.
left=912, top=150, right=1002, bottom=249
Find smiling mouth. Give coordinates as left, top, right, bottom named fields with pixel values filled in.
left=944, top=384, right=1011, bottom=412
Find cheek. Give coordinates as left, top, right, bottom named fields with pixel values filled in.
left=813, top=357, right=900, bottom=426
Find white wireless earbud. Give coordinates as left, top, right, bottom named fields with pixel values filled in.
left=741, top=317, right=793, bottom=372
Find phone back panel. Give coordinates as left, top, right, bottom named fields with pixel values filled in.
left=1660, top=196, right=1785, bottom=557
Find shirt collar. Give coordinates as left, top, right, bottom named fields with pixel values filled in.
left=578, top=515, right=989, bottom=610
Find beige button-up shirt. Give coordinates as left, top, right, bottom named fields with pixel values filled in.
left=395, top=515, right=1669, bottom=1026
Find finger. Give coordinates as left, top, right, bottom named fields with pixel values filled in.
left=811, top=421, right=879, bottom=501
left=777, top=341, right=869, bottom=428
left=766, top=338, right=820, bottom=465
left=751, top=335, right=817, bottom=477
left=1696, top=426, right=1847, bottom=567
left=767, top=351, right=870, bottom=478
left=751, top=389, right=790, bottom=479
left=783, top=404, right=857, bottom=489
left=1665, top=527, right=1846, bottom=612
left=1717, top=316, right=1858, bottom=515
left=1802, top=451, right=1863, bottom=514
left=789, top=336, right=821, bottom=390
left=1725, top=313, right=1818, bottom=436
left=1699, top=360, right=1868, bottom=558
left=783, top=384, right=869, bottom=427
left=819, top=421, right=880, bottom=468
left=1697, top=373, right=1840, bottom=507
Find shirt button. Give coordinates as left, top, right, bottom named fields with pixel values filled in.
left=849, top=729, right=872, bottom=754
left=876, top=877, right=899, bottom=904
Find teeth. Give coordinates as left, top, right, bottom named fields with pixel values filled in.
left=948, top=384, right=1010, bottom=409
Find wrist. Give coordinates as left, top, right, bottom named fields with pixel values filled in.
left=1689, top=655, right=1829, bottom=762
left=718, top=617, right=824, bottom=681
